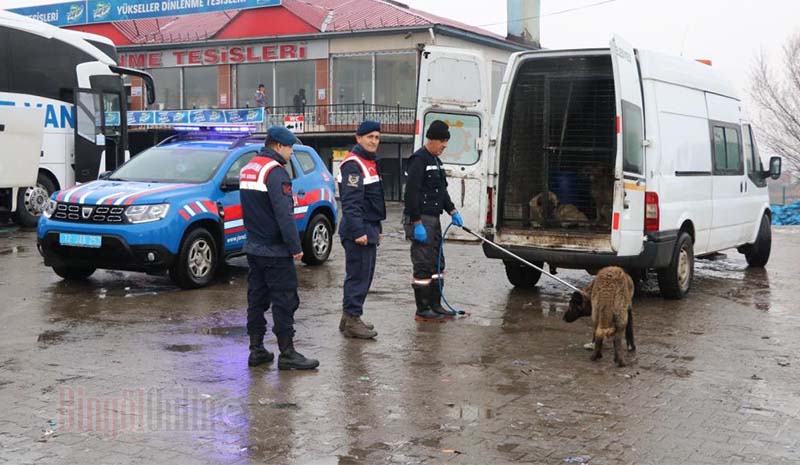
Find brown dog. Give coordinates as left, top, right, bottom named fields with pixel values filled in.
left=529, top=191, right=588, bottom=225
left=563, top=266, right=635, bottom=367
left=580, top=165, right=614, bottom=224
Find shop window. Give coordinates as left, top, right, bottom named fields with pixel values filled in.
left=148, top=68, right=181, bottom=110
left=275, top=61, right=315, bottom=111
left=333, top=55, right=372, bottom=104
left=375, top=53, right=416, bottom=107
left=184, top=66, right=219, bottom=109
left=236, top=62, right=274, bottom=108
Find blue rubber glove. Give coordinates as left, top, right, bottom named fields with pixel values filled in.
left=413, top=223, right=427, bottom=243
left=451, top=212, right=464, bottom=227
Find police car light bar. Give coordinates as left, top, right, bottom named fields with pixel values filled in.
left=173, top=125, right=253, bottom=133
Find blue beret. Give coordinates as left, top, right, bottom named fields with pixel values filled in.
left=356, top=120, right=381, bottom=136
left=266, top=125, right=298, bottom=146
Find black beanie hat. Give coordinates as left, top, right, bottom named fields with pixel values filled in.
left=425, top=120, right=450, bottom=140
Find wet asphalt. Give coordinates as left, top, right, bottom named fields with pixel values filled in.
left=1, top=203, right=800, bottom=464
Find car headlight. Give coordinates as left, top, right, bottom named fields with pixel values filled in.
left=125, top=204, right=170, bottom=224
left=42, top=199, right=57, bottom=218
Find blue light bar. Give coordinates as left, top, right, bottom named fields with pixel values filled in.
left=174, top=126, right=201, bottom=132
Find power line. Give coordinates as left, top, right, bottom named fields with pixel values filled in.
left=476, top=0, right=618, bottom=28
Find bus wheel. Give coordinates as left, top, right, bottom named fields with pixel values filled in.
left=15, top=173, right=56, bottom=228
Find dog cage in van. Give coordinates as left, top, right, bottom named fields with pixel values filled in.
left=497, top=53, right=617, bottom=233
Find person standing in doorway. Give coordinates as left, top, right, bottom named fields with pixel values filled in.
left=403, top=120, right=463, bottom=321
left=240, top=125, right=319, bottom=370
left=254, top=84, right=268, bottom=131
left=337, top=121, right=386, bottom=339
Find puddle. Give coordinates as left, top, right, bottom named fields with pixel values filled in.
left=165, top=344, right=203, bottom=352
left=196, top=326, right=248, bottom=337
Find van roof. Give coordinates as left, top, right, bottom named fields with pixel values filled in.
left=637, top=49, right=739, bottom=100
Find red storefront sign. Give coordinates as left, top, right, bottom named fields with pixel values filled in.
left=118, top=40, right=327, bottom=68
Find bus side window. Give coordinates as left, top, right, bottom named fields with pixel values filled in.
left=0, top=27, right=10, bottom=92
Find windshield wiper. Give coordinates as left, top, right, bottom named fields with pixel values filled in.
left=107, top=177, right=127, bottom=181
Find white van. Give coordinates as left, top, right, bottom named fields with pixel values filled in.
left=415, top=37, right=781, bottom=299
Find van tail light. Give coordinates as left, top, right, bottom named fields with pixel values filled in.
left=645, top=191, right=660, bottom=232
left=486, top=187, right=494, bottom=227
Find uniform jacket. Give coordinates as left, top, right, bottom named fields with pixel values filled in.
left=337, top=144, right=386, bottom=243
left=403, top=146, right=455, bottom=222
left=240, top=148, right=302, bottom=257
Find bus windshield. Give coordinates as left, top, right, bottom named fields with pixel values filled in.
left=110, top=148, right=229, bottom=184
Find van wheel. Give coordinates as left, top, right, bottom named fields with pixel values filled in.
left=14, top=173, right=56, bottom=227
left=743, top=215, right=771, bottom=268
left=170, top=228, right=218, bottom=289
left=53, top=266, right=96, bottom=280
left=504, top=261, right=543, bottom=288
left=301, top=214, right=332, bottom=265
left=657, top=232, right=694, bottom=299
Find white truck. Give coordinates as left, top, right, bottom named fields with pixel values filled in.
left=416, top=36, right=781, bottom=299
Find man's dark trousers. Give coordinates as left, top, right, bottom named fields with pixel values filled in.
left=341, top=223, right=379, bottom=317
left=246, top=255, right=298, bottom=339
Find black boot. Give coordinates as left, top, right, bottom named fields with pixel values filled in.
left=248, top=334, right=274, bottom=367
left=430, top=279, right=456, bottom=317
left=414, top=285, right=443, bottom=321
left=277, top=336, right=319, bottom=370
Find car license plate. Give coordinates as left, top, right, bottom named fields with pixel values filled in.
left=59, top=233, right=102, bottom=248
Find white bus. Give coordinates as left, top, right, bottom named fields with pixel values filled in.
left=0, top=10, right=154, bottom=226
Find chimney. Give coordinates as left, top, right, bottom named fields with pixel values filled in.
left=506, top=0, right=540, bottom=48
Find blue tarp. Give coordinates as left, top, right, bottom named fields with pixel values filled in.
left=772, top=201, right=800, bottom=225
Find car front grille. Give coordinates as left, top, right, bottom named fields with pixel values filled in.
left=53, top=203, right=126, bottom=224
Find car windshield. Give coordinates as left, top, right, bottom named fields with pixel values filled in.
left=110, top=147, right=229, bottom=183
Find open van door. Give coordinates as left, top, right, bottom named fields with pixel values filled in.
left=415, top=46, right=490, bottom=240
left=609, top=35, right=646, bottom=255
left=0, top=106, right=44, bottom=188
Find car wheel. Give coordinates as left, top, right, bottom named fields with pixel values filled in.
left=743, top=215, right=771, bottom=268
left=14, top=173, right=56, bottom=227
left=170, top=227, right=218, bottom=289
left=657, top=232, right=694, bottom=299
left=52, top=266, right=96, bottom=280
left=301, top=214, right=332, bottom=265
left=504, top=260, right=543, bottom=288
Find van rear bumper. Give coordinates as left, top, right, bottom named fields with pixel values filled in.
left=482, top=230, right=677, bottom=270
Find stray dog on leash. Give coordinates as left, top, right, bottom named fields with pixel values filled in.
left=563, top=266, right=635, bottom=367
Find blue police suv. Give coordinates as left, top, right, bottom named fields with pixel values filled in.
left=37, top=132, right=338, bottom=289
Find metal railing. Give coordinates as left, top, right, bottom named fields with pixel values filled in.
left=261, top=102, right=416, bottom=135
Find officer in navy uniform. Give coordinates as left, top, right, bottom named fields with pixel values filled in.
left=240, top=125, right=319, bottom=370
left=337, top=120, right=386, bottom=339
left=403, top=120, right=464, bottom=321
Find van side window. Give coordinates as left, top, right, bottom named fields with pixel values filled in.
left=423, top=112, right=481, bottom=165
left=621, top=100, right=643, bottom=174
left=711, top=124, right=744, bottom=176
left=743, top=124, right=766, bottom=186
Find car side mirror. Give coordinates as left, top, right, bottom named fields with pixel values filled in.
left=222, top=175, right=240, bottom=191
left=98, top=171, right=112, bottom=180
left=768, top=156, right=782, bottom=180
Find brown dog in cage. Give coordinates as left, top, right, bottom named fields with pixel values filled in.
left=563, top=266, right=635, bottom=367
left=529, top=191, right=589, bottom=226
left=580, top=165, right=614, bottom=225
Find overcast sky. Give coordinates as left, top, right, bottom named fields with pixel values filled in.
left=4, top=0, right=799, bottom=99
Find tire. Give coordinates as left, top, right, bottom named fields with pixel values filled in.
left=743, top=215, right=771, bottom=268
left=170, top=227, right=218, bottom=289
left=504, top=260, right=543, bottom=288
left=14, top=173, right=57, bottom=227
left=301, top=214, right=332, bottom=265
left=657, top=232, right=694, bottom=299
left=53, top=266, right=96, bottom=280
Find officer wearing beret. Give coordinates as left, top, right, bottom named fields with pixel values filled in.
left=240, top=125, right=319, bottom=370
left=336, top=120, right=386, bottom=339
left=403, top=120, right=464, bottom=321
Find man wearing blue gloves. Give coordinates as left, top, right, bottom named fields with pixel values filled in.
left=403, top=120, right=463, bottom=321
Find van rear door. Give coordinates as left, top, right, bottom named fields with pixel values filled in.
left=415, top=46, right=490, bottom=240
left=0, top=106, right=44, bottom=188
left=609, top=35, right=646, bottom=255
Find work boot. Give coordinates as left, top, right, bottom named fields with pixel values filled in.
left=247, top=334, right=274, bottom=367
left=277, top=336, right=319, bottom=370
left=430, top=280, right=457, bottom=317
left=339, top=313, right=374, bottom=332
left=413, top=286, right=444, bottom=321
left=341, top=313, right=378, bottom=339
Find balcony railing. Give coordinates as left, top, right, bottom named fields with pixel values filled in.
left=261, top=102, right=416, bottom=135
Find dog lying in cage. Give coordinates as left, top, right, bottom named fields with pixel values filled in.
left=528, top=191, right=589, bottom=226
left=563, top=266, right=636, bottom=367
left=580, top=165, right=614, bottom=225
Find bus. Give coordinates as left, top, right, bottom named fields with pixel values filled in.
left=0, top=10, right=154, bottom=226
